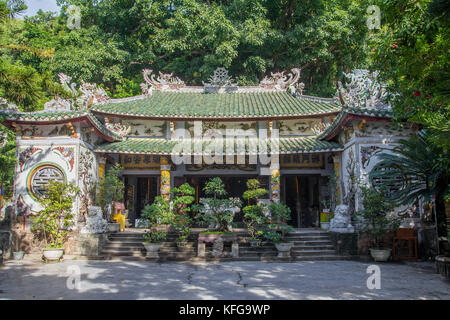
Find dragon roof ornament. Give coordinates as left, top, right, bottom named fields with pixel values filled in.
left=335, top=69, right=391, bottom=111
left=104, top=117, right=131, bottom=137
left=0, top=97, right=19, bottom=113
left=259, top=68, right=302, bottom=92
left=140, top=69, right=185, bottom=95
left=44, top=73, right=110, bottom=111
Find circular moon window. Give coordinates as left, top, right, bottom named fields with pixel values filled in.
left=29, top=164, right=66, bottom=199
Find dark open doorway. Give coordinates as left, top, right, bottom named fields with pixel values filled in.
left=284, top=175, right=320, bottom=228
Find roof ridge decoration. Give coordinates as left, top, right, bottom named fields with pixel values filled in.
left=140, top=69, right=186, bottom=95
left=335, top=69, right=391, bottom=111
left=44, top=73, right=110, bottom=111
left=0, top=97, right=19, bottom=113
left=259, top=68, right=303, bottom=93
left=104, top=117, right=132, bottom=137
left=202, top=67, right=238, bottom=93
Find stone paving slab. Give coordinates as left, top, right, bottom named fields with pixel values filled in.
left=0, top=260, right=448, bottom=300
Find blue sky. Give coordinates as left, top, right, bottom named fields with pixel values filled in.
left=24, top=0, right=61, bottom=16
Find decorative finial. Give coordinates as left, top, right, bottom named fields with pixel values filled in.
left=335, top=69, right=391, bottom=110
left=141, top=69, right=185, bottom=94
left=260, top=68, right=301, bottom=91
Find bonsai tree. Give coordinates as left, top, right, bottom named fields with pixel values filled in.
left=31, top=181, right=79, bottom=249
left=171, top=183, right=195, bottom=244
left=356, top=185, right=402, bottom=249
left=242, top=179, right=268, bottom=243
left=97, top=163, right=124, bottom=220
left=141, top=196, right=174, bottom=227
left=195, top=177, right=241, bottom=232
left=265, top=202, right=294, bottom=243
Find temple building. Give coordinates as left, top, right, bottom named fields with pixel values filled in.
left=0, top=68, right=415, bottom=229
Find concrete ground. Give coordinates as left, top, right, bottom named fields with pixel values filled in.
left=0, top=259, right=448, bottom=300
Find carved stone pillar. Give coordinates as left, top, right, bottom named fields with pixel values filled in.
left=160, top=156, right=171, bottom=200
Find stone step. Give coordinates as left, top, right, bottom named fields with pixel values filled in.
left=292, top=245, right=335, bottom=251
left=102, top=246, right=144, bottom=252
left=101, top=250, right=145, bottom=257
left=286, top=236, right=330, bottom=241
left=292, top=240, right=333, bottom=246
left=292, top=249, right=337, bottom=256
left=294, top=255, right=353, bottom=261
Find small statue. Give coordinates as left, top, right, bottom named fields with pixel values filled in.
left=329, top=204, right=355, bottom=233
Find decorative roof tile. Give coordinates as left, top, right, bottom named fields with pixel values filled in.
left=91, top=91, right=340, bottom=119
left=94, top=137, right=342, bottom=155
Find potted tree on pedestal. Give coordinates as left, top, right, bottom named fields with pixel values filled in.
left=195, top=177, right=242, bottom=243
left=356, top=185, right=402, bottom=262
left=265, top=203, right=294, bottom=258
left=171, top=183, right=195, bottom=250
left=242, top=179, right=268, bottom=247
left=31, top=181, right=79, bottom=262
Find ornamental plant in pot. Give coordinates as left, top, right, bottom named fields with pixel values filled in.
left=266, top=203, right=294, bottom=258
left=356, top=185, right=402, bottom=262
left=97, top=164, right=124, bottom=223
left=171, top=183, right=195, bottom=250
left=242, top=179, right=269, bottom=247
left=31, top=181, right=79, bottom=262
left=140, top=196, right=175, bottom=231
left=194, top=178, right=241, bottom=242
left=142, top=229, right=167, bottom=259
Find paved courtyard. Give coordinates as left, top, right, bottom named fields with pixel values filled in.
left=0, top=259, right=448, bottom=300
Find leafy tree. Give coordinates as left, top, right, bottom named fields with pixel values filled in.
left=195, top=177, right=241, bottom=232
left=369, top=0, right=450, bottom=150
left=141, top=196, right=175, bottom=226
left=97, top=163, right=124, bottom=219
left=31, top=181, right=79, bottom=248
left=242, top=179, right=268, bottom=241
left=370, top=133, right=449, bottom=206
left=356, top=185, right=401, bottom=249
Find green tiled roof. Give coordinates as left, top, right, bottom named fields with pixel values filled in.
left=318, top=106, right=393, bottom=140
left=0, top=110, right=122, bottom=141
left=91, top=91, right=341, bottom=119
left=94, top=137, right=342, bottom=155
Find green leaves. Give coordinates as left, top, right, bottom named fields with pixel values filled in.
left=31, top=180, right=79, bottom=248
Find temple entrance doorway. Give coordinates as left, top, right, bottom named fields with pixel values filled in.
left=124, top=176, right=160, bottom=225
left=283, top=175, right=320, bottom=228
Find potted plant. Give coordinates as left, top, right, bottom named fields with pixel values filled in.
left=142, top=229, right=167, bottom=259
left=195, top=178, right=241, bottom=242
left=140, top=196, right=175, bottom=231
left=171, top=183, right=195, bottom=250
left=31, top=181, right=79, bottom=262
left=97, top=164, right=124, bottom=224
left=320, top=199, right=331, bottom=230
left=266, top=203, right=294, bottom=258
left=242, top=179, right=268, bottom=247
left=356, top=185, right=402, bottom=262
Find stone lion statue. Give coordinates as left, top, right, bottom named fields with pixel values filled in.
left=329, top=204, right=355, bottom=233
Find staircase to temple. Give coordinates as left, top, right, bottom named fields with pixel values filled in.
left=287, top=229, right=352, bottom=261
left=100, top=228, right=352, bottom=261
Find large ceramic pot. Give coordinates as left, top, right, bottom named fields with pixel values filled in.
left=435, top=255, right=450, bottom=280
left=143, top=243, right=162, bottom=259
left=275, top=242, right=293, bottom=258
left=320, top=222, right=330, bottom=230
left=107, top=223, right=120, bottom=233
left=176, top=242, right=194, bottom=252
left=13, top=251, right=24, bottom=260
left=43, top=248, right=64, bottom=262
left=370, top=248, right=391, bottom=262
